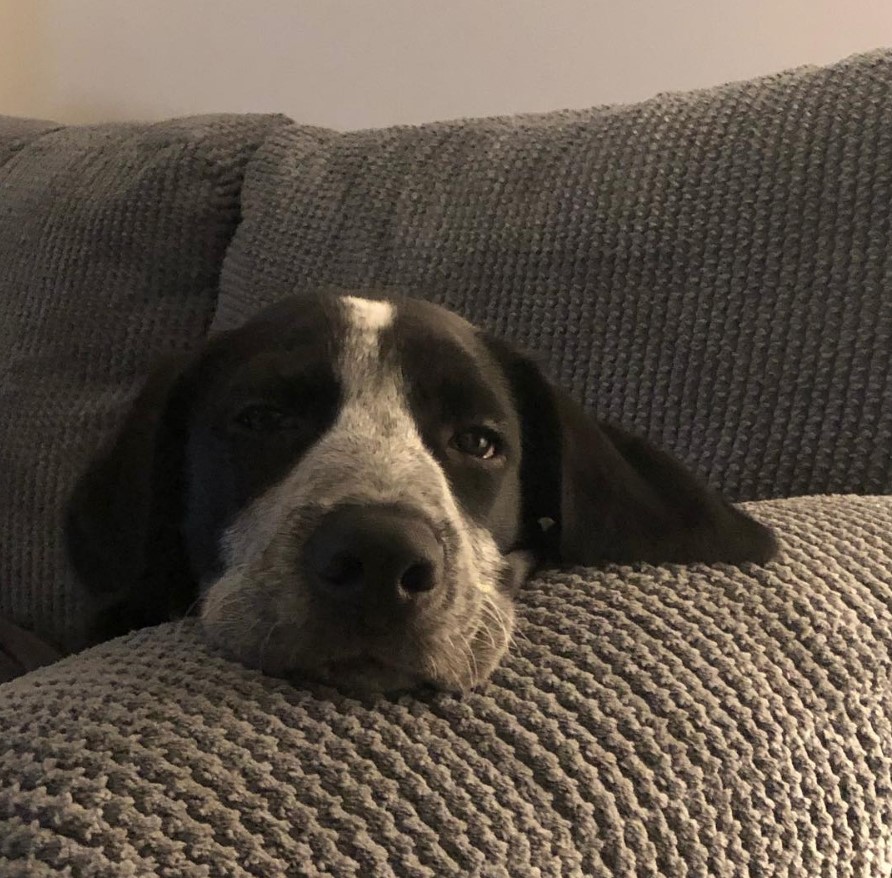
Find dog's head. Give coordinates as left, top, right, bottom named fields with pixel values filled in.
left=67, top=293, right=777, bottom=691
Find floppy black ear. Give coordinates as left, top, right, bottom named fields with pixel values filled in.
left=488, top=338, right=778, bottom=566
left=66, top=355, right=197, bottom=640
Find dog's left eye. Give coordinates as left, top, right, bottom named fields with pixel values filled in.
left=234, top=405, right=297, bottom=432
left=451, top=427, right=501, bottom=460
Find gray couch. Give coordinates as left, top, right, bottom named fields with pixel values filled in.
left=1, top=51, right=891, bottom=876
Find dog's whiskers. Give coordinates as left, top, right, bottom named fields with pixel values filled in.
left=482, top=594, right=517, bottom=652
left=476, top=606, right=501, bottom=652
left=450, top=626, right=479, bottom=690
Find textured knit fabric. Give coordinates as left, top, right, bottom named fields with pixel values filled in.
left=219, top=50, right=892, bottom=503
left=0, top=113, right=290, bottom=651
left=1, top=494, right=890, bottom=877
left=0, top=117, right=63, bottom=165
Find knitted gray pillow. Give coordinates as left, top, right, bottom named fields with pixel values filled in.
left=218, top=51, right=892, bottom=502
left=0, top=114, right=288, bottom=651
left=1, top=495, right=890, bottom=876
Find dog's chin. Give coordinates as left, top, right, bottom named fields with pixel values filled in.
left=259, top=637, right=507, bottom=694
left=201, top=614, right=512, bottom=694
left=305, top=626, right=512, bottom=693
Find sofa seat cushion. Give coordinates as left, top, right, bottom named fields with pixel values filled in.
left=1, top=494, right=890, bottom=877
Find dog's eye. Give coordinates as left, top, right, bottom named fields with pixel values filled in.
left=234, top=405, right=294, bottom=432
left=451, top=427, right=501, bottom=460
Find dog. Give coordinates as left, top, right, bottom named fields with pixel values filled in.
left=67, top=292, right=777, bottom=691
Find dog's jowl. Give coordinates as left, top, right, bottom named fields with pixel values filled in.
left=67, top=292, right=778, bottom=691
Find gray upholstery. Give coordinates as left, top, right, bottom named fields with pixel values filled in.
left=0, top=113, right=290, bottom=650
left=1, top=50, right=892, bottom=877
left=2, top=495, right=891, bottom=876
left=219, top=51, right=892, bottom=503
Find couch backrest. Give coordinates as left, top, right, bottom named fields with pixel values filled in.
left=219, top=50, right=892, bottom=503
left=3, top=52, right=891, bottom=649
left=0, top=113, right=289, bottom=649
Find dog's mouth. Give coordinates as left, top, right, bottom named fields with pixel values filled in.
left=274, top=614, right=498, bottom=692
left=201, top=592, right=516, bottom=693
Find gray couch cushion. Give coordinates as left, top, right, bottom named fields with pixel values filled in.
left=219, top=50, right=892, bottom=503
left=1, top=494, right=890, bottom=876
left=0, top=117, right=63, bottom=165
left=0, top=114, right=290, bottom=651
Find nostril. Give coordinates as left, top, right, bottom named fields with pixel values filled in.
left=400, top=560, right=437, bottom=594
left=319, top=552, right=363, bottom=589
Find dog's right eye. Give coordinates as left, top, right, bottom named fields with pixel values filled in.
left=234, top=405, right=293, bottom=432
left=451, top=426, right=502, bottom=460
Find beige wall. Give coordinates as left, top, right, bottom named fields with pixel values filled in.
left=3, top=0, right=892, bottom=129
left=0, top=1, right=45, bottom=119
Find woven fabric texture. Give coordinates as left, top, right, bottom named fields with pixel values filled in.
left=0, top=113, right=289, bottom=651
left=219, top=50, right=892, bottom=502
left=1, top=494, right=890, bottom=877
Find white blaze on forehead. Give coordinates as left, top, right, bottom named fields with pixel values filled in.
left=340, top=296, right=395, bottom=397
left=342, top=296, right=394, bottom=334
left=338, top=295, right=400, bottom=420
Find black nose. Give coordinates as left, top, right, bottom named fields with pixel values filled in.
left=303, top=505, right=443, bottom=609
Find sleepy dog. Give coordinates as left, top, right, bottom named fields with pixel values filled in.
left=67, top=292, right=777, bottom=691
